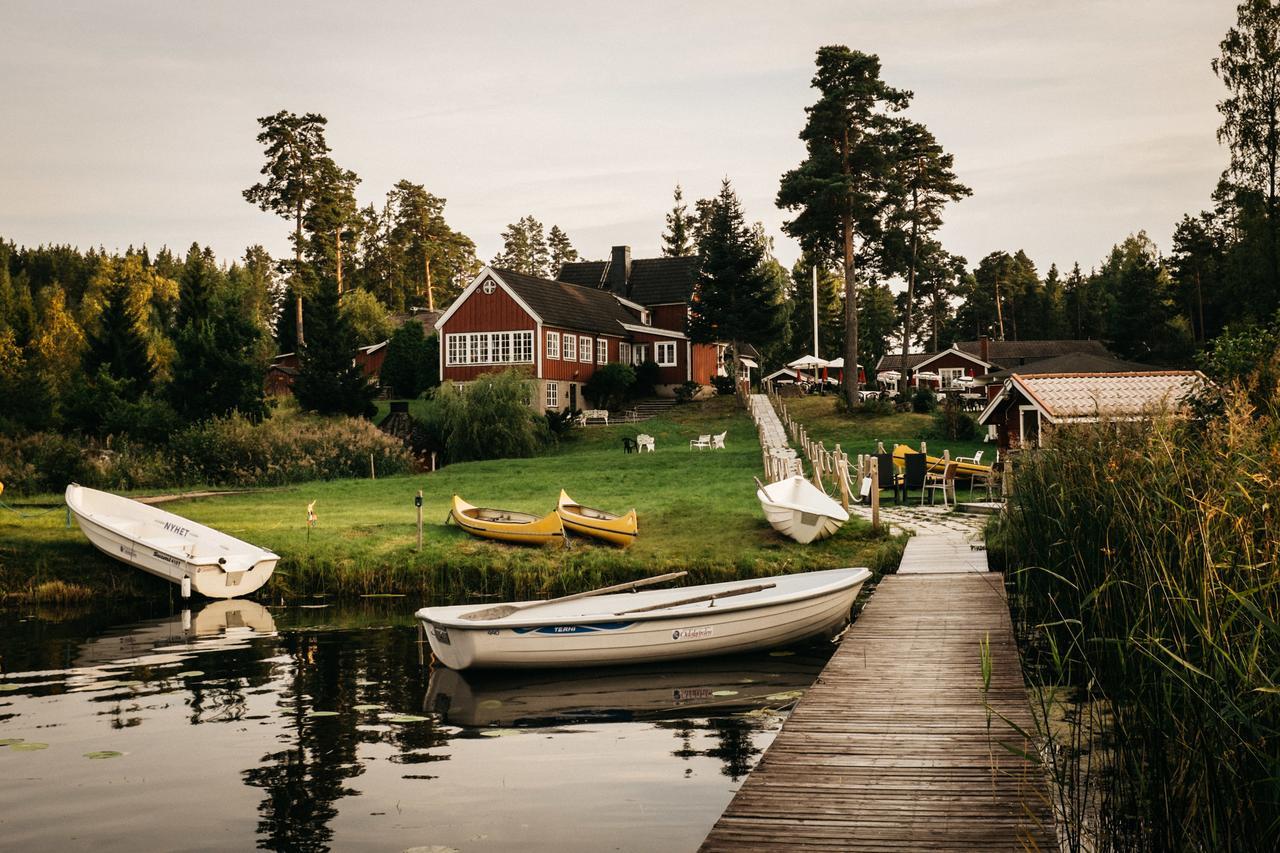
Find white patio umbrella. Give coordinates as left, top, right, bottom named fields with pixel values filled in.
left=787, top=354, right=831, bottom=370
left=915, top=370, right=941, bottom=381
left=878, top=370, right=901, bottom=382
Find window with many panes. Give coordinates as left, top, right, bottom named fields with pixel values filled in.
left=596, top=338, right=607, bottom=364
left=444, top=331, right=535, bottom=366
left=655, top=341, right=677, bottom=366
left=633, top=344, right=648, bottom=365
left=579, top=336, right=592, bottom=363
left=619, top=342, right=631, bottom=364
left=546, top=331, right=560, bottom=360
left=545, top=381, right=558, bottom=409
left=562, top=333, right=577, bottom=361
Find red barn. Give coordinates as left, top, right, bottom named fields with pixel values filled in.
left=436, top=249, right=723, bottom=411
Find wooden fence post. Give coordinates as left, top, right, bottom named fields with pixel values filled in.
left=869, top=455, right=880, bottom=531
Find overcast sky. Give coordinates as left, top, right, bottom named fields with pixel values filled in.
left=0, top=0, right=1237, bottom=280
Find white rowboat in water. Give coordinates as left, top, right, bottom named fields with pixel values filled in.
left=415, top=567, right=871, bottom=670
left=65, top=484, right=278, bottom=599
left=756, top=475, right=849, bottom=544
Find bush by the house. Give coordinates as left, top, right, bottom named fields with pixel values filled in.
left=434, top=370, right=551, bottom=463
left=632, top=360, right=660, bottom=396
left=711, top=375, right=736, bottom=396
left=930, top=402, right=980, bottom=441
left=584, top=362, right=636, bottom=411
left=910, top=387, right=937, bottom=413
left=381, top=323, right=437, bottom=399
left=674, top=380, right=701, bottom=403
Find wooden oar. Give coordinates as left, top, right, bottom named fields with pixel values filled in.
left=457, top=571, right=688, bottom=621
left=614, top=582, right=776, bottom=615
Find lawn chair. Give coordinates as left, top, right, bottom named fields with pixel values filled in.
left=636, top=434, right=655, bottom=453
left=955, top=449, right=983, bottom=466
left=923, top=461, right=959, bottom=507
left=901, top=452, right=927, bottom=503
left=876, top=452, right=900, bottom=504
left=711, top=431, right=727, bottom=449
left=690, top=434, right=712, bottom=450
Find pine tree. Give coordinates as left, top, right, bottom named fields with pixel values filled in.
left=491, top=216, right=550, bottom=277
left=381, top=321, right=434, bottom=398
left=293, top=272, right=376, bottom=417
left=84, top=282, right=155, bottom=400
left=788, top=254, right=844, bottom=359
left=662, top=185, right=697, bottom=257
left=688, top=179, right=787, bottom=365
left=547, top=225, right=578, bottom=276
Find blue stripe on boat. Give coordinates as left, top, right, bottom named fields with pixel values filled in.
left=512, top=622, right=636, bottom=636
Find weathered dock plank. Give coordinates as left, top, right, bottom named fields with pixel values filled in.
left=700, top=571, right=1053, bottom=852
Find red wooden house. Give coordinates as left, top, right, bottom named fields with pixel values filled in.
left=436, top=247, right=723, bottom=411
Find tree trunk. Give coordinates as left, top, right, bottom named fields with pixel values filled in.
left=1195, top=268, right=1205, bottom=343
left=425, top=253, right=434, bottom=312
left=899, top=183, right=919, bottom=380
left=993, top=271, right=1005, bottom=340
left=294, top=204, right=305, bottom=348
left=335, top=230, right=343, bottom=295
left=842, top=127, right=860, bottom=408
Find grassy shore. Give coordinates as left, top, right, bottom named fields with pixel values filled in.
left=0, top=397, right=904, bottom=604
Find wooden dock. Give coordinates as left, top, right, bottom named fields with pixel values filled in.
left=700, top=569, right=1054, bottom=851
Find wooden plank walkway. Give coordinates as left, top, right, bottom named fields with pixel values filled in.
left=897, top=531, right=988, bottom=574
left=700, top=571, right=1054, bottom=852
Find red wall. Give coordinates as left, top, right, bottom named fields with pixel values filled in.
left=440, top=284, right=537, bottom=381
left=542, top=327, right=625, bottom=381
left=691, top=342, right=719, bottom=384
left=650, top=303, right=687, bottom=333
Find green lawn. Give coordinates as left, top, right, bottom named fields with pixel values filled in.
left=1, top=397, right=903, bottom=604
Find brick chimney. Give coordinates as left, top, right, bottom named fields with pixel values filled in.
left=609, top=245, right=631, bottom=297
left=979, top=334, right=990, bottom=364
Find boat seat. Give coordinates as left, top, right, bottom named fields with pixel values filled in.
left=94, top=514, right=144, bottom=537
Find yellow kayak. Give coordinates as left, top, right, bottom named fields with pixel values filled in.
left=556, top=489, right=638, bottom=548
left=891, top=444, right=994, bottom=479
left=449, top=495, right=565, bottom=546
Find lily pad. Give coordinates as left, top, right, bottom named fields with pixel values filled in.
left=765, top=690, right=804, bottom=702
left=0, top=683, right=21, bottom=692
left=353, top=704, right=382, bottom=712
left=384, top=714, right=429, bottom=723
left=84, top=750, right=124, bottom=760
left=308, top=710, right=340, bottom=718
left=711, top=690, right=740, bottom=697
left=478, top=700, right=503, bottom=709
left=11, top=742, right=49, bottom=751
left=0, top=738, right=25, bottom=746
left=480, top=728, right=521, bottom=737
left=176, top=671, right=204, bottom=678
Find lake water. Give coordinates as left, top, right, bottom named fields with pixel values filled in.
left=0, top=599, right=830, bottom=852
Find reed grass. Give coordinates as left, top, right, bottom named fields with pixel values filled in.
left=994, top=395, right=1280, bottom=850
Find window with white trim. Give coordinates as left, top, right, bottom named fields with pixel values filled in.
left=443, top=331, right=535, bottom=366
left=619, top=342, right=631, bottom=364
left=562, top=333, right=577, bottom=361
left=579, top=336, right=592, bottom=363
left=546, top=331, right=560, bottom=360
left=633, top=344, right=648, bottom=365
left=545, top=381, right=558, bottom=410
left=596, top=338, right=607, bottom=364
left=655, top=341, right=677, bottom=367
left=939, top=367, right=966, bottom=387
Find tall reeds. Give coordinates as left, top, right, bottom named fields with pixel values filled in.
left=997, top=397, right=1280, bottom=850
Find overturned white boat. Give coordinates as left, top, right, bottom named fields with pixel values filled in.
left=416, top=567, right=871, bottom=670
left=756, top=475, right=849, bottom=544
left=65, top=484, right=278, bottom=599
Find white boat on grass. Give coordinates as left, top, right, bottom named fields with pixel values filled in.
left=415, top=567, right=871, bottom=670
left=65, top=484, right=278, bottom=599
left=756, top=475, right=849, bottom=544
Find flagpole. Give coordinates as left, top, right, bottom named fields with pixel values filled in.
left=812, top=265, right=819, bottom=362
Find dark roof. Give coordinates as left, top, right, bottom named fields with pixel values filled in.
left=875, top=351, right=937, bottom=371
left=556, top=260, right=608, bottom=289
left=957, top=338, right=1112, bottom=368
left=495, top=268, right=636, bottom=336
left=390, top=308, right=443, bottom=330
left=984, top=352, right=1154, bottom=381
left=556, top=255, right=700, bottom=306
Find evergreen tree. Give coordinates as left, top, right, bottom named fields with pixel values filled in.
left=661, top=185, right=697, bottom=257
left=491, top=216, right=550, bottom=277
left=339, top=288, right=391, bottom=345
left=788, top=254, right=844, bottom=359
left=293, top=272, right=376, bottom=417
left=244, top=110, right=332, bottom=346
left=778, top=45, right=909, bottom=402
left=547, top=225, right=578, bottom=275
left=858, top=279, right=897, bottom=380
left=304, top=156, right=361, bottom=294
left=1040, top=263, right=1069, bottom=340
left=84, top=282, right=155, bottom=400
left=386, top=180, right=478, bottom=311
left=688, top=179, right=788, bottom=364
left=381, top=321, right=435, bottom=399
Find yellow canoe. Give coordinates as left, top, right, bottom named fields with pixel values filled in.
left=891, top=444, right=994, bottom=479
left=449, top=495, right=565, bottom=547
left=556, top=489, right=638, bottom=548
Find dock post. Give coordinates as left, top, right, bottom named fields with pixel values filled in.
left=416, top=490, right=424, bottom=551
left=869, top=455, right=880, bottom=531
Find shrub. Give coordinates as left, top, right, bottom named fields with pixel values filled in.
left=433, top=370, right=551, bottom=463
left=584, top=362, right=636, bottom=411
left=0, top=432, right=88, bottom=495
left=711, top=375, right=736, bottom=396
left=545, top=408, right=579, bottom=439
left=930, top=400, right=980, bottom=441
left=632, top=360, right=660, bottom=396
left=674, top=380, right=701, bottom=403
left=381, top=322, right=435, bottom=399
left=910, top=387, right=937, bottom=413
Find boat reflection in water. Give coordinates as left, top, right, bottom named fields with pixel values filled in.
left=72, top=599, right=277, bottom=668
left=425, top=645, right=828, bottom=728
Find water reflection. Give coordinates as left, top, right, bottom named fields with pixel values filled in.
left=0, top=601, right=833, bottom=852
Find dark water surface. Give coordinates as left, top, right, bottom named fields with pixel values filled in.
left=0, top=598, right=830, bottom=852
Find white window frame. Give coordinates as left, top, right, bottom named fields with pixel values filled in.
left=597, top=338, right=608, bottom=364
left=546, top=381, right=558, bottom=410
left=655, top=341, right=677, bottom=367
left=563, top=333, right=577, bottom=362
left=579, top=335, right=592, bottom=364
left=633, top=344, right=648, bottom=365
left=939, top=367, right=966, bottom=387
left=619, top=342, right=631, bottom=365
left=444, top=331, right=535, bottom=366
left=546, top=331, right=560, bottom=360
left=514, top=330, right=532, bottom=364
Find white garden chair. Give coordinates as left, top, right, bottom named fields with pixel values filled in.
left=955, top=449, right=983, bottom=466
left=689, top=434, right=712, bottom=450
left=636, top=434, right=655, bottom=453
left=711, top=431, right=727, bottom=449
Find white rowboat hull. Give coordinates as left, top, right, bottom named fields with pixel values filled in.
left=417, top=567, right=871, bottom=670
left=66, top=485, right=278, bottom=599
left=757, top=476, right=849, bottom=544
